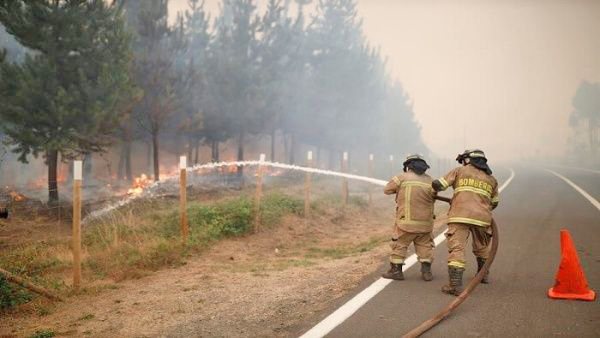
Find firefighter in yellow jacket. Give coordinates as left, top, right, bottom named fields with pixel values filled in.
left=432, top=149, right=499, bottom=295
left=383, top=154, right=436, bottom=281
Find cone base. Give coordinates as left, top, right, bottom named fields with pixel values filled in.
left=548, top=287, right=596, bottom=301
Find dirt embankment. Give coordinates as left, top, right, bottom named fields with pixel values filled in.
left=2, top=191, right=400, bottom=337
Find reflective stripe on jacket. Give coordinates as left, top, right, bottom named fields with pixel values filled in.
left=438, top=164, right=499, bottom=227
left=384, top=171, right=436, bottom=233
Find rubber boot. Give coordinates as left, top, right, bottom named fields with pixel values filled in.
left=382, top=263, right=404, bottom=280
left=441, top=267, right=464, bottom=296
left=420, top=262, right=433, bottom=281
left=477, top=257, right=489, bottom=284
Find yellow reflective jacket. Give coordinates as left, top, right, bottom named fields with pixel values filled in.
left=384, top=171, right=436, bottom=233
left=438, top=164, right=499, bottom=227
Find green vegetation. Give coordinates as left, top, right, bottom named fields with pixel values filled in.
left=0, top=276, right=32, bottom=310
left=28, top=330, right=56, bottom=338
left=1, top=0, right=426, bottom=197
left=0, top=192, right=303, bottom=309
left=0, top=0, right=133, bottom=201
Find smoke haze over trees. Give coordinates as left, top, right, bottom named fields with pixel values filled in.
left=0, top=0, right=427, bottom=202
left=568, top=80, right=600, bottom=167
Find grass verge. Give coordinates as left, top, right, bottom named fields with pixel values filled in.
left=0, top=192, right=303, bottom=310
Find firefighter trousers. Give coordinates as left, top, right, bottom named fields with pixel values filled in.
left=390, top=228, right=434, bottom=264
left=446, top=222, right=492, bottom=269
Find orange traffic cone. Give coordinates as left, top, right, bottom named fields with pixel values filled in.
left=548, top=229, right=596, bottom=301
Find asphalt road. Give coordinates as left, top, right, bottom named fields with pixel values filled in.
left=299, top=165, right=600, bottom=337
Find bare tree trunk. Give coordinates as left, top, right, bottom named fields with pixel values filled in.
left=237, top=131, right=245, bottom=180
left=146, top=140, right=152, bottom=173
left=187, top=136, right=194, bottom=162
left=270, top=128, right=276, bottom=162
left=118, top=146, right=125, bottom=181
left=47, top=149, right=59, bottom=203
left=283, top=133, right=289, bottom=164
left=83, top=153, right=92, bottom=181
left=211, top=140, right=217, bottom=162
left=194, top=138, right=200, bottom=165
left=215, top=141, right=220, bottom=162
left=124, top=141, right=132, bottom=182
left=152, top=131, right=160, bottom=182
left=289, top=132, right=296, bottom=165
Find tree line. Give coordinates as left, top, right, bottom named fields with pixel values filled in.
left=0, top=0, right=427, bottom=203
left=568, top=80, right=600, bottom=167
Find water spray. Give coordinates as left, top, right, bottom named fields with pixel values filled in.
left=84, top=160, right=388, bottom=223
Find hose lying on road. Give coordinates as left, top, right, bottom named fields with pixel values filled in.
left=401, top=196, right=499, bottom=338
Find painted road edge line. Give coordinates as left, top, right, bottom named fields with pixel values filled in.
left=550, top=165, right=600, bottom=175
left=299, top=168, right=515, bottom=338
left=546, top=169, right=600, bottom=211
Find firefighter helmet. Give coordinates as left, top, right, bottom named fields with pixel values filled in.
left=403, top=154, right=430, bottom=173
left=456, top=149, right=487, bottom=165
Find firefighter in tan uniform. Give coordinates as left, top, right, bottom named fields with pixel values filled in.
left=432, top=149, right=499, bottom=296
left=383, top=155, right=436, bottom=281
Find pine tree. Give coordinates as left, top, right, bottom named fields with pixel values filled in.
left=177, top=0, right=212, bottom=164
left=131, top=0, right=184, bottom=181
left=258, top=0, right=306, bottom=162
left=210, top=0, right=262, bottom=175
left=0, top=0, right=132, bottom=202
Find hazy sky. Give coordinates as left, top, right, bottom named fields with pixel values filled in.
left=170, top=0, right=600, bottom=161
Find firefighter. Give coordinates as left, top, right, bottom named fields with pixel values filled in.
left=432, top=149, right=499, bottom=296
left=382, top=154, right=436, bottom=281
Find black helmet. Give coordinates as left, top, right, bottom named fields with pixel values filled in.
left=456, top=149, right=492, bottom=174
left=403, top=154, right=430, bottom=174
left=456, top=149, right=487, bottom=165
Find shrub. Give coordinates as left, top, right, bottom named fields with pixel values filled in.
left=0, top=276, right=32, bottom=310
left=260, top=193, right=302, bottom=227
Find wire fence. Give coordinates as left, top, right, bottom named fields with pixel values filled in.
left=1, top=155, right=457, bottom=224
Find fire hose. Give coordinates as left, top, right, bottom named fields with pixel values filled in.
left=401, top=195, right=499, bottom=338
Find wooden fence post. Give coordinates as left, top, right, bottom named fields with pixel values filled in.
left=304, top=151, right=313, bottom=219
left=72, top=160, right=82, bottom=289
left=342, top=151, right=349, bottom=205
left=368, top=153, right=374, bottom=207
left=180, top=156, right=189, bottom=241
left=254, top=154, right=265, bottom=233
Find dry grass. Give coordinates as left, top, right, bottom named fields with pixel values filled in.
left=0, top=185, right=315, bottom=311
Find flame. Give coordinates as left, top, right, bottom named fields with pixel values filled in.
left=127, top=174, right=152, bottom=195
left=225, top=165, right=238, bottom=174
left=9, top=191, right=26, bottom=202
left=4, top=186, right=26, bottom=202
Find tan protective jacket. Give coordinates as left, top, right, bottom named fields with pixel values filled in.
left=438, top=164, right=499, bottom=227
left=384, top=171, right=436, bottom=233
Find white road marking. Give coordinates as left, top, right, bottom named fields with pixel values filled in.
left=300, top=168, right=515, bottom=338
left=549, top=165, right=600, bottom=175
left=546, top=169, right=600, bottom=212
